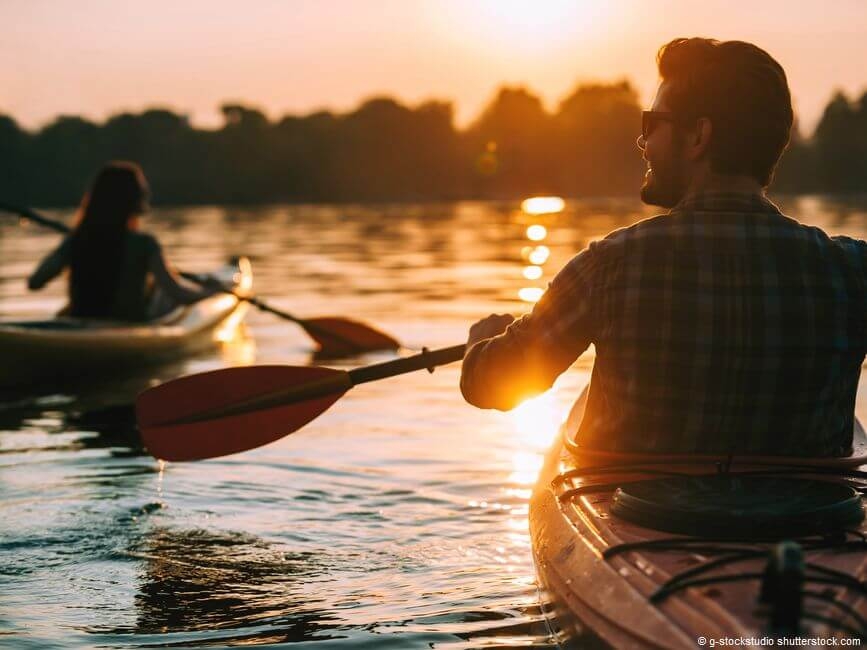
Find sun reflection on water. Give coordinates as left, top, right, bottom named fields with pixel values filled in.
left=527, top=245, right=550, bottom=265
left=518, top=287, right=544, bottom=303
left=508, top=392, right=563, bottom=448
left=518, top=202, right=554, bottom=304
left=215, top=322, right=257, bottom=365
left=497, top=392, right=565, bottom=588
left=504, top=391, right=563, bottom=485
left=521, top=196, right=565, bottom=216
left=522, top=265, right=543, bottom=280
left=526, top=224, right=547, bottom=241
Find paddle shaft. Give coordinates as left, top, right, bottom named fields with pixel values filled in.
left=242, top=295, right=302, bottom=324
left=180, top=273, right=384, bottom=347
left=0, top=202, right=69, bottom=234
left=148, top=343, right=468, bottom=427
left=348, top=344, right=466, bottom=385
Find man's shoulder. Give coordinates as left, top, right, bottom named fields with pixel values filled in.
left=773, top=216, right=867, bottom=256
left=827, top=232, right=867, bottom=259
left=557, top=215, right=672, bottom=281
left=589, top=213, right=672, bottom=254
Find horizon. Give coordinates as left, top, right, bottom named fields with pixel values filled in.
left=5, top=0, right=867, bottom=134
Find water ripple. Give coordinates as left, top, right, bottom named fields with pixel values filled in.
left=7, top=199, right=850, bottom=647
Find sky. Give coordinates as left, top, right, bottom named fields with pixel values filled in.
left=3, top=0, right=867, bottom=135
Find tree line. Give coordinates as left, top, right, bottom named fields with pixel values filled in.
left=1, top=81, right=865, bottom=206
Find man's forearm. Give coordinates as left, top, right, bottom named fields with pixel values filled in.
left=460, top=330, right=557, bottom=411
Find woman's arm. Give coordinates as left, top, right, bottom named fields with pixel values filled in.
left=146, top=238, right=217, bottom=304
left=28, top=237, right=72, bottom=290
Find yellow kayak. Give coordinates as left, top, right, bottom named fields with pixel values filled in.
left=0, top=257, right=252, bottom=389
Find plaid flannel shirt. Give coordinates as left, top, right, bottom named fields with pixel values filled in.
left=461, top=192, right=867, bottom=456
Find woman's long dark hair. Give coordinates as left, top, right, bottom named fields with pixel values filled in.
left=69, top=162, right=150, bottom=318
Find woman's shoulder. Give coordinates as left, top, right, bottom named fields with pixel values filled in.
left=126, top=230, right=161, bottom=252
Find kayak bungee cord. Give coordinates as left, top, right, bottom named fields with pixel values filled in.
left=555, top=465, right=867, bottom=500
left=552, top=457, right=867, bottom=639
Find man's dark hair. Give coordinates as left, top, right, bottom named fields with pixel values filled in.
left=657, top=38, right=793, bottom=187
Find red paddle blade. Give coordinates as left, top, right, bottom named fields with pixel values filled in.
left=136, top=365, right=351, bottom=461
left=301, top=317, right=400, bottom=356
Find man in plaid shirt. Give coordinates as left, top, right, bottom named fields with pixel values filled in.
left=460, top=38, right=867, bottom=456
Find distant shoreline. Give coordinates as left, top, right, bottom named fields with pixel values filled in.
left=2, top=83, right=865, bottom=206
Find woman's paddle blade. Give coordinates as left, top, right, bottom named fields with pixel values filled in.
left=136, top=365, right=351, bottom=461
left=301, top=317, right=400, bottom=356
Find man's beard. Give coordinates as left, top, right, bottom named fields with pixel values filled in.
left=640, top=157, right=688, bottom=208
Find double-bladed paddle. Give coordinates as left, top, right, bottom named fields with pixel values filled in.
left=0, top=202, right=400, bottom=355
left=135, top=344, right=467, bottom=461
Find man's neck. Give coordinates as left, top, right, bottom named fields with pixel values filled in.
left=682, top=172, right=765, bottom=201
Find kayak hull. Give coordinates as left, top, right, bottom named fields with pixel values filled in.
left=530, top=388, right=867, bottom=648
left=0, top=258, right=252, bottom=389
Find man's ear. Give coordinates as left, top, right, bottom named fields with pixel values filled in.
left=689, top=117, right=713, bottom=160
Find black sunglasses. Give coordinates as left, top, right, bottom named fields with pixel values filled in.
left=641, top=110, right=677, bottom=140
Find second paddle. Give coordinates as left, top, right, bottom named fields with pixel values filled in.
left=136, top=344, right=467, bottom=461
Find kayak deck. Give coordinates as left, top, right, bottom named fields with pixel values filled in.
left=0, top=258, right=252, bottom=389
left=530, top=389, right=867, bottom=648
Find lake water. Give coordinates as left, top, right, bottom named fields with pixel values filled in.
left=2, top=196, right=867, bottom=649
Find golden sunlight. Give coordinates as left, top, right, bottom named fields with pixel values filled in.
left=527, top=246, right=550, bottom=265
left=508, top=451, right=544, bottom=486
left=519, top=287, right=544, bottom=303
left=214, top=302, right=249, bottom=343
left=521, top=197, right=565, bottom=216
left=526, top=224, right=547, bottom=241
left=447, top=2, right=610, bottom=53
left=217, top=328, right=257, bottom=365
left=522, top=265, right=543, bottom=280
left=505, top=391, right=564, bottom=484
left=507, top=391, right=563, bottom=448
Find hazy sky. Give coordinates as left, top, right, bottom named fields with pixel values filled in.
left=4, top=0, right=867, bottom=134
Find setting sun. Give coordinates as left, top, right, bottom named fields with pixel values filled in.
left=439, top=1, right=612, bottom=53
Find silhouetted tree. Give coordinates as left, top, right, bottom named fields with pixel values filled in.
left=0, top=115, right=30, bottom=204
left=4, top=81, right=866, bottom=206
left=465, top=87, right=553, bottom=198
left=552, top=81, right=644, bottom=196
left=773, top=115, right=818, bottom=193
left=814, top=92, right=860, bottom=192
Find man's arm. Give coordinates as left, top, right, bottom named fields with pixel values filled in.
left=460, top=248, right=598, bottom=410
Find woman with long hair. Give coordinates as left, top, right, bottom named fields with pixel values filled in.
left=28, top=161, right=216, bottom=321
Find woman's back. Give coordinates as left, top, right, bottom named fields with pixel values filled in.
left=69, top=230, right=156, bottom=321
left=29, top=161, right=215, bottom=322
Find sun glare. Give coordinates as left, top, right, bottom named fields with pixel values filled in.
left=527, top=246, right=550, bottom=265
left=519, top=287, right=544, bottom=303
left=505, top=391, right=563, bottom=486
left=526, top=224, right=547, bottom=241
left=507, top=391, right=564, bottom=449
left=521, top=197, right=565, bottom=216
left=522, top=265, right=543, bottom=280
left=445, top=2, right=610, bottom=52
